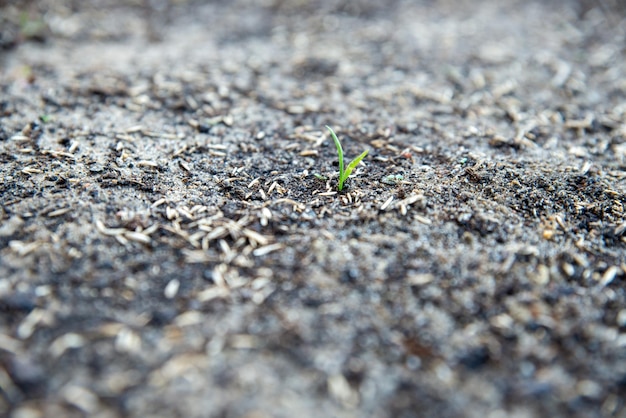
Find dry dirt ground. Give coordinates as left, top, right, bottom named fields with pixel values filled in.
left=1, top=0, right=626, bottom=417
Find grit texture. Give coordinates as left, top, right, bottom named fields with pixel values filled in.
left=1, top=1, right=626, bottom=417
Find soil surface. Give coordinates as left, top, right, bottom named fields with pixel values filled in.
left=1, top=1, right=626, bottom=417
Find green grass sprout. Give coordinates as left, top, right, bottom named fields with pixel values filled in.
left=326, top=125, right=369, bottom=191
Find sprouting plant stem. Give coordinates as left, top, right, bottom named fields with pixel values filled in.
left=326, top=126, right=369, bottom=191
left=328, top=126, right=344, bottom=182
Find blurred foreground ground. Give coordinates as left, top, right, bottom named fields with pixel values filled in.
left=1, top=1, right=626, bottom=417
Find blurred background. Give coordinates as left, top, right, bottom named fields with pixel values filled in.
left=1, top=0, right=625, bottom=52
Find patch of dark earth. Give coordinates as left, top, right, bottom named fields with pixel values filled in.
left=1, top=0, right=626, bottom=417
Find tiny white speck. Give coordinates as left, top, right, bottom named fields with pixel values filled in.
left=164, top=279, right=180, bottom=299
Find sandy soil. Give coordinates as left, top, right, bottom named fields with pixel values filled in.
left=1, top=0, right=626, bottom=417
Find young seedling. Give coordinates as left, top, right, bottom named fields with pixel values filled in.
left=326, top=126, right=369, bottom=191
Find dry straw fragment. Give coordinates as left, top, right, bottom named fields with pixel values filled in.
left=615, top=222, right=626, bottom=236
left=137, top=160, right=159, bottom=168
left=125, top=125, right=144, bottom=133
left=9, top=240, right=42, bottom=256
left=598, top=266, right=620, bottom=288
left=253, top=243, right=284, bottom=257
left=21, top=167, right=43, bottom=175
left=414, top=215, right=432, bottom=225
left=229, top=334, right=258, bottom=349
left=242, top=229, right=270, bottom=246
left=248, top=177, right=261, bottom=188
left=0, top=333, right=22, bottom=355
left=95, top=220, right=126, bottom=236
left=62, top=386, right=99, bottom=414
left=196, top=286, right=229, bottom=302
left=41, top=149, right=76, bottom=160
left=407, top=273, right=434, bottom=286
left=152, top=198, right=167, bottom=208
left=47, top=207, right=72, bottom=217
left=380, top=196, right=394, bottom=210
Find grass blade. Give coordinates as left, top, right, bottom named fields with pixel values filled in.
left=344, top=149, right=369, bottom=179
left=326, top=126, right=344, bottom=179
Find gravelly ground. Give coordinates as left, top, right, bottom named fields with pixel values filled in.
left=1, top=0, right=626, bottom=417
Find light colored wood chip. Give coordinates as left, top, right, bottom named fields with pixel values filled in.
left=269, top=198, right=305, bottom=211
left=124, top=231, right=151, bottom=244
left=173, top=311, right=205, bottom=327
left=614, top=222, right=626, bottom=236
left=261, top=207, right=272, bottom=220
left=125, top=125, right=144, bottom=133
left=248, top=177, right=261, bottom=188
left=62, top=385, right=99, bottom=414
left=253, top=243, right=284, bottom=257
left=137, top=160, right=158, bottom=168
left=407, top=274, right=435, bottom=286
left=196, top=286, right=229, bottom=302
left=9, top=240, right=41, bottom=256
left=380, top=196, right=394, bottom=210
left=0, top=333, right=22, bottom=355
left=580, top=161, right=592, bottom=175
left=142, top=224, right=159, bottom=235
left=402, top=194, right=424, bottom=206
left=229, top=334, right=258, bottom=349
left=164, top=279, right=180, bottom=299
left=599, top=266, right=620, bottom=288
left=115, top=235, right=129, bottom=245
left=95, top=220, right=126, bottom=236
left=564, top=115, right=593, bottom=129
left=47, top=208, right=72, bottom=217
left=166, top=207, right=179, bottom=220
left=49, top=333, right=86, bottom=358
left=41, top=150, right=75, bottom=159
left=207, top=144, right=228, bottom=150
left=182, top=249, right=216, bottom=263
left=115, top=327, right=142, bottom=353
left=328, top=374, right=359, bottom=407
left=242, top=229, right=270, bottom=246
left=21, top=167, right=43, bottom=175
left=16, top=309, right=46, bottom=339
left=205, top=226, right=228, bottom=241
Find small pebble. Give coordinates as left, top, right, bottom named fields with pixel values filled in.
left=164, top=279, right=180, bottom=299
